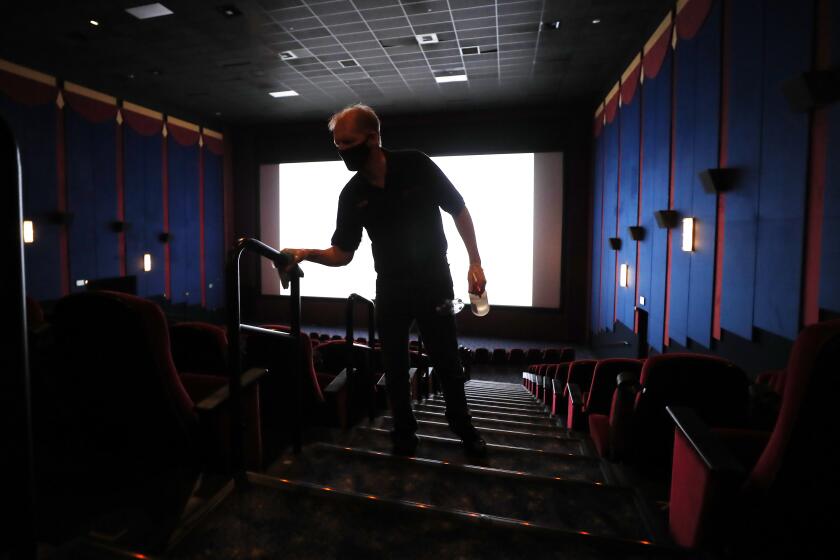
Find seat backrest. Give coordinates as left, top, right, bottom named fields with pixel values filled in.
left=246, top=326, right=324, bottom=403
left=564, top=360, right=597, bottom=397
left=492, top=348, right=509, bottom=364
left=509, top=348, right=526, bottom=365
left=33, top=291, right=199, bottom=535
left=541, top=348, right=559, bottom=363
left=170, top=321, right=228, bottom=376
left=745, top=321, right=840, bottom=504
left=26, top=295, right=45, bottom=329
left=634, top=353, right=749, bottom=464
left=526, top=348, right=544, bottom=364
left=586, top=358, right=644, bottom=415
left=560, top=347, right=576, bottom=362
left=474, top=347, right=490, bottom=364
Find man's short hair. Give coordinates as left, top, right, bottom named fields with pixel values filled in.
left=328, top=103, right=380, bottom=135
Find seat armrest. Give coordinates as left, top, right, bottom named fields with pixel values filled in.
left=195, top=368, right=268, bottom=413
left=667, top=406, right=745, bottom=474
left=567, top=383, right=583, bottom=406
left=324, top=368, right=348, bottom=394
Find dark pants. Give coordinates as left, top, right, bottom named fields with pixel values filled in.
left=376, top=267, right=473, bottom=439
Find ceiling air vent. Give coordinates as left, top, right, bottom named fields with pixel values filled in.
left=339, top=59, right=359, bottom=68
left=279, top=51, right=298, bottom=60
left=460, top=46, right=480, bottom=56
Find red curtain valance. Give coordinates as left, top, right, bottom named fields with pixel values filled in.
left=64, top=91, right=117, bottom=123
left=123, top=108, right=163, bottom=136
left=620, top=62, right=642, bottom=107
left=677, top=0, right=715, bottom=41
left=168, top=121, right=200, bottom=147
left=0, top=67, right=55, bottom=106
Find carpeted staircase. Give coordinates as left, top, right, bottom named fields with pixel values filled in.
left=168, top=380, right=683, bottom=559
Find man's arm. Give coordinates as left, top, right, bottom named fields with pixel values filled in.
left=453, top=206, right=486, bottom=295
left=282, top=246, right=353, bottom=269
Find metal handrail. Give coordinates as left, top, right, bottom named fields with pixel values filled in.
left=345, top=293, right=376, bottom=348
left=226, top=237, right=304, bottom=474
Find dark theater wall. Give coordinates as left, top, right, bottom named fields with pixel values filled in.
left=0, top=60, right=229, bottom=310
left=590, top=0, right=838, bottom=374
left=231, top=106, right=592, bottom=342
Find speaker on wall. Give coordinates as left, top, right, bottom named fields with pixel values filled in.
left=654, top=210, right=680, bottom=229
left=628, top=226, right=646, bottom=241
left=699, top=168, right=738, bottom=193
left=782, top=68, right=840, bottom=113
left=158, top=232, right=172, bottom=243
left=608, top=237, right=622, bottom=251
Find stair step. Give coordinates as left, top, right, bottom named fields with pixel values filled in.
left=463, top=394, right=542, bottom=406
left=429, top=396, right=545, bottom=412
left=425, top=398, right=548, bottom=416
left=347, top=426, right=611, bottom=482
left=265, top=444, right=654, bottom=542
left=169, top=473, right=666, bottom=559
left=379, top=417, right=585, bottom=455
left=414, top=403, right=553, bottom=424
left=413, top=410, right=561, bottom=433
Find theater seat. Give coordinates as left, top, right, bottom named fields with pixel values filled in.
left=26, top=295, right=45, bottom=331
left=526, top=348, right=544, bottom=365
left=474, top=347, right=490, bottom=365
left=171, top=321, right=229, bottom=376
left=509, top=348, right=526, bottom=365
left=32, top=291, right=201, bottom=545
left=552, top=360, right=596, bottom=420
left=491, top=348, right=509, bottom=365
left=567, top=358, right=643, bottom=432
left=589, top=353, right=750, bottom=468
left=667, top=320, right=840, bottom=554
left=549, top=363, right=571, bottom=416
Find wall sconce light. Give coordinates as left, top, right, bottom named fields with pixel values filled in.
left=619, top=263, right=629, bottom=287
left=682, top=217, right=695, bottom=252
left=23, top=220, right=34, bottom=243
left=608, top=237, right=622, bottom=251
left=143, top=253, right=152, bottom=272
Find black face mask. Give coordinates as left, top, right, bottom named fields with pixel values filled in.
left=338, top=138, right=371, bottom=171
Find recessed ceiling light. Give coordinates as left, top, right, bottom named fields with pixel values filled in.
left=435, top=74, right=467, bottom=84
left=543, top=20, right=561, bottom=30
left=269, top=90, right=298, bottom=98
left=89, top=19, right=100, bottom=26
left=416, top=33, right=439, bottom=45
left=592, top=18, right=601, bottom=24
left=279, top=50, right=298, bottom=60
left=126, top=3, right=173, bottom=20
left=218, top=4, right=242, bottom=18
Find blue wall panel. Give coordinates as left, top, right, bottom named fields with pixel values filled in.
left=124, top=127, right=165, bottom=298
left=670, top=37, right=699, bottom=347
left=752, top=0, right=813, bottom=339
left=686, top=2, right=721, bottom=348
left=203, top=150, right=225, bottom=310
left=821, top=1, right=840, bottom=314
left=591, top=134, right=605, bottom=332
left=641, top=52, right=673, bottom=353
left=168, top=141, right=201, bottom=305
left=721, top=0, right=764, bottom=341
left=66, top=110, right=119, bottom=290
left=0, top=95, right=62, bottom=301
left=601, top=121, right=620, bottom=331
left=617, top=95, right=641, bottom=330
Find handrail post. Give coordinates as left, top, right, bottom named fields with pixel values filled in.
left=226, top=237, right=303, bottom=474
left=1, top=116, right=36, bottom=559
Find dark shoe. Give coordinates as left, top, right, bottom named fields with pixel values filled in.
left=462, top=434, right=487, bottom=457
left=391, top=432, right=419, bottom=457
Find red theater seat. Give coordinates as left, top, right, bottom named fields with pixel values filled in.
left=551, top=360, right=595, bottom=420
left=526, top=348, right=544, bottom=364
left=491, top=348, right=509, bottom=365
left=567, top=359, right=643, bottom=432
left=31, top=291, right=254, bottom=544
left=170, top=321, right=229, bottom=376
left=589, top=353, right=750, bottom=467
left=549, top=363, right=571, bottom=416
left=667, top=320, right=840, bottom=554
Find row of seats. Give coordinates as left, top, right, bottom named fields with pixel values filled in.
left=524, top=319, right=840, bottom=554
left=473, top=346, right=574, bottom=366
